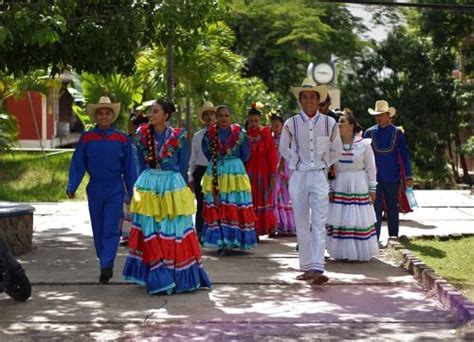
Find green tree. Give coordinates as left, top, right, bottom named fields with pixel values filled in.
left=71, top=72, right=143, bottom=132
left=145, top=0, right=226, bottom=102
left=227, top=0, right=367, bottom=108
left=412, top=0, right=474, bottom=185
left=341, top=15, right=473, bottom=186
left=136, top=22, right=279, bottom=130
left=0, top=0, right=148, bottom=76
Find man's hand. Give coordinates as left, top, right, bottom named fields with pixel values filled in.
left=328, top=192, right=334, bottom=203
left=67, top=191, right=75, bottom=199
left=188, top=180, right=195, bottom=193
left=405, top=178, right=414, bottom=188
left=278, top=159, right=285, bottom=173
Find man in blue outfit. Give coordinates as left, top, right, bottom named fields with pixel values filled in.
left=67, top=96, right=134, bottom=284
left=364, top=100, right=413, bottom=244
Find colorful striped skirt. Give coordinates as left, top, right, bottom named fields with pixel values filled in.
left=201, top=157, right=257, bottom=250
left=326, top=170, right=378, bottom=261
left=122, top=169, right=211, bottom=294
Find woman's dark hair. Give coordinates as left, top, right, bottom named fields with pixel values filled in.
left=270, top=113, right=284, bottom=124
left=341, top=108, right=363, bottom=134
left=154, top=99, right=176, bottom=121
left=247, top=103, right=261, bottom=116
left=319, top=94, right=332, bottom=107
left=216, top=104, right=231, bottom=115
left=130, top=112, right=149, bottom=126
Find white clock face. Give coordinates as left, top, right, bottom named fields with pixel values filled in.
left=313, top=63, right=334, bottom=84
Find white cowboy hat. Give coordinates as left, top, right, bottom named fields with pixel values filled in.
left=198, top=101, right=217, bottom=123
left=291, top=77, right=328, bottom=102
left=368, top=100, right=396, bottom=118
left=86, top=96, right=121, bottom=123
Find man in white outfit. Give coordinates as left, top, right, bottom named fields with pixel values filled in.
left=279, top=78, right=342, bottom=284
left=188, top=101, right=217, bottom=240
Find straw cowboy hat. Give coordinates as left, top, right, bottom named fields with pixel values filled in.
left=368, top=100, right=396, bottom=118
left=291, top=77, right=328, bottom=102
left=86, top=96, right=121, bottom=123
left=198, top=101, right=217, bottom=123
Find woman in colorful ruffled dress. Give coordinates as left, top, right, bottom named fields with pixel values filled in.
left=270, top=113, right=296, bottom=236
left=245, top=104, right=278, bottom=237
left=326, top=109, right=379, bottom=262
left=123, top=99, right=211, bottom=294
left=201, top=105, right=258, bottom=254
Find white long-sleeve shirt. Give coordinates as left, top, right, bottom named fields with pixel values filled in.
left=279, top=111, right=342, bottom=171
left=188, top=128, right=209, bottom=182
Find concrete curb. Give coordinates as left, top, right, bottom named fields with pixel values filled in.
left=389, top=234, right=474, bottom=323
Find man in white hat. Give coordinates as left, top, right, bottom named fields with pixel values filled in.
left=67, top=96, right=135, bottom=284
left=188, top=101, right=217, bottom=239
left=364, top=100, right=413, bottom=244
left=279, top=78, right=342, bottom=284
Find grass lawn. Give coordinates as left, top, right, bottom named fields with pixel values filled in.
left=0, top=151, right=88, bottom=202
left=400, top=237, right=474, bottom=302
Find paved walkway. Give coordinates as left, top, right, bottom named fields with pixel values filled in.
left=0, top=190, right=473, bottom=340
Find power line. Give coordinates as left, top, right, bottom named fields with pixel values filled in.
left=316, top=1, right=474, bottom=11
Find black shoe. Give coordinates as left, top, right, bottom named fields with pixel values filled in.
left=217, top=248, right=227, bottom=256
left=99, top=267, right=113, bottom=284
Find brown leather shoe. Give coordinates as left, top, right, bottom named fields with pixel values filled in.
left=310, top=273, right=329, bottom=285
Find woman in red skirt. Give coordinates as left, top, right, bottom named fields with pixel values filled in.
left=245, top=103, right=279, bottom=237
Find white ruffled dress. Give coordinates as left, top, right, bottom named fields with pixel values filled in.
left=326, top=138, right=379, bottom=261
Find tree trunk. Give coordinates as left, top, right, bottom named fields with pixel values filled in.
left=185, top=96, right=192, bottom=134
left=454, top=127, right=472, bottom=186
left=166, top=40, right=174, bottom=103
left=447, top=134, right=460, bottom=183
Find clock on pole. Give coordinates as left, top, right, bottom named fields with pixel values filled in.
left=312, top=62, right=335, bottom=85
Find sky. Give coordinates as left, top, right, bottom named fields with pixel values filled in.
left=347, top=4, right=392, bottom=42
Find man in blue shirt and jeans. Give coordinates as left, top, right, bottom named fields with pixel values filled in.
left=364, top=100, right=413, bottom=244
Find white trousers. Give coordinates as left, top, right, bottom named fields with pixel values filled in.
left=289, top=170, right=329, bottom=273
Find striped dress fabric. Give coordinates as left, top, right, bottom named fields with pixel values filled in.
left=123, top=127, right=211, bottom=294
left=326, top=138, right=379, bottom=261
left=201, top=125, right=258, bottom=250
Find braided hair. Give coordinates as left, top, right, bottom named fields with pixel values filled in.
left=211, top=126, right=220, bottom=203
left=145, top=99, right=176, bottom=169
left=210, top=105, right=232, bottom=203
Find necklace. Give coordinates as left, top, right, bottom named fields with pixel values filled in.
left=342, top=135, right=354, bottom=151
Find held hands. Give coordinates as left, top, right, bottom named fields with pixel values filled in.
left=369, top=191, right=376, bottom=203
left=328, top=192, right=334, bottom=203
left=278, top=160, right=285, bottom=174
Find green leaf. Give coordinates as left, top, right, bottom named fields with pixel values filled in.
left=0, top=26, right=12, bottom=44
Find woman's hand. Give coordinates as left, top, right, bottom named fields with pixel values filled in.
left=369, top=191, right=376, bottom=203
left=188, top=180, right=195, bottom=193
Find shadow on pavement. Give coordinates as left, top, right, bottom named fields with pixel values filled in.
left=0, top=226, right=460, bottom=340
